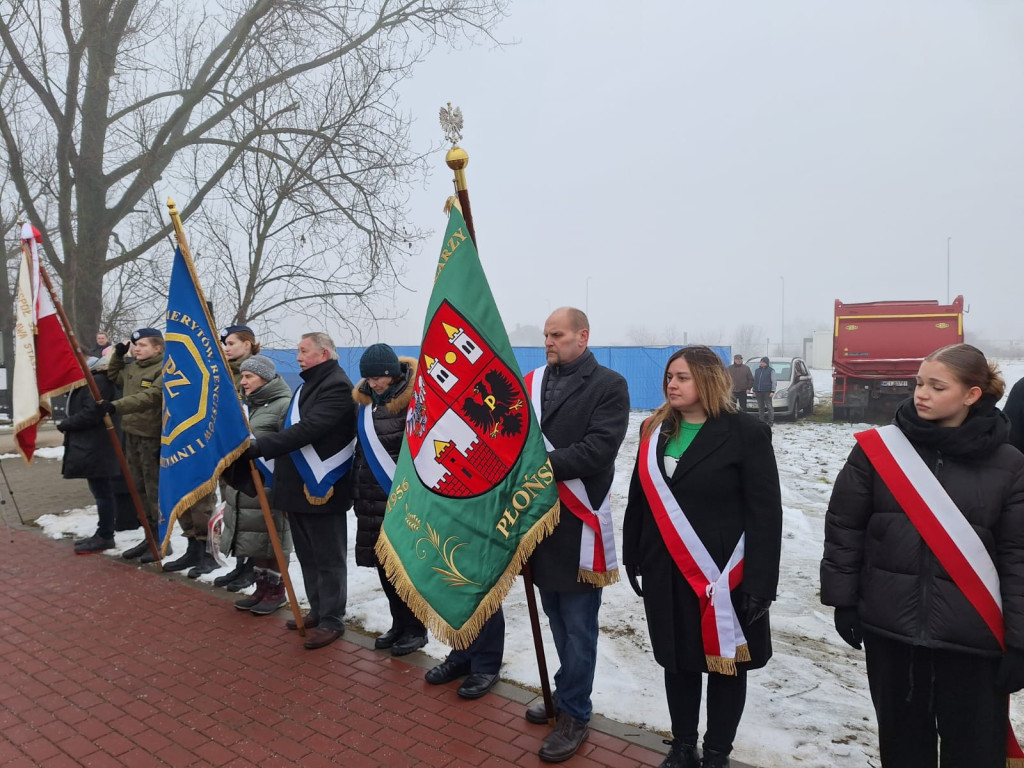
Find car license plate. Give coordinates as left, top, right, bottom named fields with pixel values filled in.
left=880, top=380, right=910, bottom=387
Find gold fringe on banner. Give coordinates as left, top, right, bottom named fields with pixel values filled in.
left=160, top=441, right=249, bottom=555
left=377, top=500, right=561, bottom=650
left=1008, top=758, right=1024, bottom=768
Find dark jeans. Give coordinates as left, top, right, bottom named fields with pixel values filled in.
left=732, top=391, right=748, bottom=411
left=377, top=566, right=425, bottom=637
left=87, top=477, right=117, bottom=540
left=665, top=667, right=747, bottom=754
left=540, top=587, right=603, bottom=723
left=447, top=607, right=504, bottom=674
left=864, top=631, right=1005, bottom=768
left=754, top=391, right=774, bottom=426
left=290, top=512, right=348, bottom=631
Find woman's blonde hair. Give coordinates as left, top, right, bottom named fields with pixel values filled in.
left=642, top=345, right=736, bottom=440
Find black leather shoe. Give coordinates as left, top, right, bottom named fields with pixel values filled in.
left=457, top=672, right=498, bottom=699
left=424, top=658, right=471, bottom=685
left=659, top=738, right=700, bottom=768
left=374, top=626, right=402, bottom=650
left=140, top=541, right=170, bottom=564
left=539, top=711, right=589, bottom=763
left=526, top=701, right=559, bottom=725
left=390, top=633, right=427, bottom=657
left=121, top=540, right=149, bottom=560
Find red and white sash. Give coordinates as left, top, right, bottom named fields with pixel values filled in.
left=637, top=423, right=749, bottom=675
left=856, top=424, right=1024, bottom=765
left=524, top=366, right=618, bottom=586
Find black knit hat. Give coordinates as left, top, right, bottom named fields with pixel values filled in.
left=360, top=343, right=399, bottom=378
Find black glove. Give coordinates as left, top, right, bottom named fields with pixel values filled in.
left=241, top=440, right=260, bottom=461
left=996, top=648, right=1024, bottom=694
left=834, top=606, right=863, bottom=650
left=739, top=592, right=772, bottom=625
left=625, top=564, right=643, bottom=597
left=97, top=400, right=116, bottom=415
left=56, top=421, right=68, bottom=433
left=114, top=342, right=130, bottom=356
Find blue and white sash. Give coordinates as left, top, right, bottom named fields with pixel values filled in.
left=286, top=384, right=356, bottom=505
left=357, top=403, right=396, bottom=493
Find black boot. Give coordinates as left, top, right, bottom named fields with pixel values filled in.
left=163, top=538, right=201, bottom=572
left=660, top=739, right=699, bottom=768
left=140, top=540, right=170, bottom=564
left=186, top=542, right=219, bottom=579
left=122, top=539, right=149, bottom=560
left=213, top=557, right=249, bottom=587
left=225, top=559, right=257, bottom=591
left=700, top=748, right=730, bottom=768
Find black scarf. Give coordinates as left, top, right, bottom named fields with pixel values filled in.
left=892, top=395, right=1010, bottom=462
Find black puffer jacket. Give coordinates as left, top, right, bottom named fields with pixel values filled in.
left=821, top=397, right=1024, bottom=656
left=351, top=358, right=415, bottom=567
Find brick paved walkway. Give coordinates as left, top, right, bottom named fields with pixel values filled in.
left=0, top=528, right=671, bottom=767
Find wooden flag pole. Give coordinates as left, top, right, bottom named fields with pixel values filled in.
left=440, top=105, right=555, bottom=724
left=34, top=252, right=162, bottom=564
left=249, top=467, right=305, bottom=636
left=165, top=198, right=304, bottom=631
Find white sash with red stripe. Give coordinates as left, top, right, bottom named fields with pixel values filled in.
left=856, top=424, right=1023, bottom=764
left=524, top=366, right=618, bottom=586
left=637, top=424, right=749, bottom=675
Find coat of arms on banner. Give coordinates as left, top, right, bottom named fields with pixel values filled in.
left=406, top=300, right=529, bottom=498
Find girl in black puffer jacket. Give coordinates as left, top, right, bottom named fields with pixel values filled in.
left=821, top=344, right=1024, bottom=768
left=350, top=344, right=426, bottom=657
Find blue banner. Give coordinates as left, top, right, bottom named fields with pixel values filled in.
left=158, top=246, right=249, bottom=548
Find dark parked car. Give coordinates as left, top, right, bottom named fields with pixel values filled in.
left=744, top=357, right=815, bottom=420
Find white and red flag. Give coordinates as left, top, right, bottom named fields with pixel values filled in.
left=12, top=222, right=85, bottom=462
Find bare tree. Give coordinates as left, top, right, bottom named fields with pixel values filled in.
left=732, top=323, right=764, bottom=357
left=0, top=0, right=508, bottom=341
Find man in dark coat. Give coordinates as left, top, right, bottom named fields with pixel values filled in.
left=57, top=358, right=121, bottom=553
left=525, top=307, right=630, bottom=762
left=727, top=353, right=754, bottom=411
left=1006, top=376, right=1024, bottom=453
left=247, top=332, right=357, bottom=650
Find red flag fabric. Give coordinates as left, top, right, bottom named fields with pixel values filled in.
left=12, top=223, right=85, bottom=463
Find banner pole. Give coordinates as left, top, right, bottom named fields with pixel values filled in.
left=439, top=104, right=554, bottom=720
left=35, top=255, right=161, bottom=564
left=250, top=467, right=305, bottom=636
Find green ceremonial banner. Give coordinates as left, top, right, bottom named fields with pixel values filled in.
left=376, top=202, right=559, bottom=648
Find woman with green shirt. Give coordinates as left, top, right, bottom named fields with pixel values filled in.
left=622, top=345, right=782, bottom=768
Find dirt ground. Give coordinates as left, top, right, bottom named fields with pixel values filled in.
left=0, top=423, right=94, bottom=528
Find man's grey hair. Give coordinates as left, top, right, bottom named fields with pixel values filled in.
left=301, top=331, right=339, bottom=360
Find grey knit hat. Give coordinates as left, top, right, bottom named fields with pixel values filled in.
left=240, top=354, right=277, bottom=382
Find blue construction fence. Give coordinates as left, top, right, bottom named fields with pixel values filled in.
left=260, top=345, right=732, bottom=411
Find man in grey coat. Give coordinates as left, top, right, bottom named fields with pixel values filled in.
left=525, top=307, right=630, bottom=762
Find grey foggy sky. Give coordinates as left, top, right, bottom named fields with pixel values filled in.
left=369, top=0, right=1024, bottom=351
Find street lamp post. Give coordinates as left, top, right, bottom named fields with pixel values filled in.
left=946, top=237, right=951, bottom=303
left=780, top=276, right=785, bottom=357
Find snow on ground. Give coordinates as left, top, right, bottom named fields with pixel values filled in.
left=33, top=362, right=1024, bottom=767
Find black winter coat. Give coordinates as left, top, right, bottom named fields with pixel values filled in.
left=59, top=374, right=120, bottom=480
left=529, top=350, right=630, bottom=593
left=623, top=411, right=782, bottom=673
left=256, top=359, right=357, bottom=516
left=821, top=398, right=1024, bottom=656
left=351, top=358, right=415, bottom=568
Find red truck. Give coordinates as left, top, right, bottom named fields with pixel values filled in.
left=832, top=296, right=965, bottom=421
